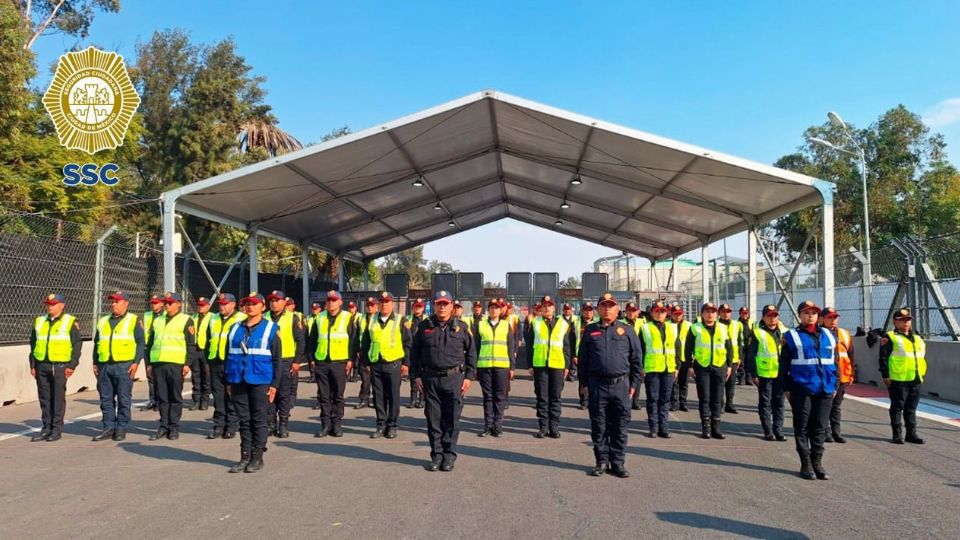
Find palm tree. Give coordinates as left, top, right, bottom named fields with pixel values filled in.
left=237, top=119, right=303, bottom=157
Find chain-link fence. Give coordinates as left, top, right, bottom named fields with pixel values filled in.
left=0, top=211, right=336, bottom=345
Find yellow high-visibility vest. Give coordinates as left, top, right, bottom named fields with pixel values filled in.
left=32, top=314, right=76, bottom=362
left=691, top=322, right=729, bottom=368
left=208, top=311, right=247, bottom=361
left=266, top=311, right=297, bottom=359
left=886, top=331, right=927, bottom=382
left=641, top=321, right=678, bottom=373
left=531, top=317, right=569, bottom=369
left=368, top=316, right=404, bottom=363
left=152, top=313, right=189, bottom=364
left=96, top=313, right=138, bottom=362
left=478, top=319, right=510, bottom=369
left=315, top=310, right=351, bottom=361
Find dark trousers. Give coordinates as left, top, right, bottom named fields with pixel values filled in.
left=423, top=372, right=464, bottom=462
left=232, top=381, right=270, bottom=453
left=209, top=362, right=237, bottom=430
left=645, top=371, right=675, bottom=430
left=694, top=366, right=725, bottom=421
left=148, top=369, right=158, bottom=404
left=722, top=363, right=739, bottom=408
left=478, top=367, right=510, bottom=430
left=789, top=387, right=833, bottom=455
left=588, top=377, right=631, bottom=467
left=830, top=382, right=847, bottom=435
left=889, top=380, right=922, bottom=429
left=533, top=367, right=564, bottom=432
left=154, top=362, right=184, bottom=430
left=190, top=356, right=210, bottom=404
left=372, top=361, right=402, bottom=429
left=269, top=360, right=298, bottom=423
left=315, top=361, right=347, bottom=428
left=409, top=378, right=422, bottom=405
left=358, top=361, right=372, bottom=400
left=757, top=376, right=785, bottom=436
left=97, top=362, right=133, bottom=429
left=35, top=362, right=67, bottom=431
left=671, top=362, right=691, bottom=408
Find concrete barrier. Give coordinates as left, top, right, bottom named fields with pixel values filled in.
left=854, top=336, right=960, bottom=402
left=0, top=341, right=146, bottom=406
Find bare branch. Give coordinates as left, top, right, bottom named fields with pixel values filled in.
left=24, top=0, right=66, bottom=50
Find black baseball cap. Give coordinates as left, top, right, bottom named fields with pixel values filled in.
left=893, top=308, right=912, bottom=321
left=797, top=300, right=820, bottom=314
left=761, top=304, right=779, bottom=316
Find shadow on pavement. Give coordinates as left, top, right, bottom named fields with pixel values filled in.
left=457, top=444, right=586, bottom=472
left=656, top=512, right=809, bottom=539
left=119, top=441, right=235, bottom=466
left=629, top=446, right=795, bottom=476
left=276, top=441, right=425, bottom=467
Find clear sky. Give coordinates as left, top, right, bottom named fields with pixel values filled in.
left=31, top=1, right=960, bottom=283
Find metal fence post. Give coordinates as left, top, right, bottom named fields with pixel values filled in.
left=92, top=225, right=118, bottom=325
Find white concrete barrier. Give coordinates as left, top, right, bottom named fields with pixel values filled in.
left=855, top=336, right=960, bottom=402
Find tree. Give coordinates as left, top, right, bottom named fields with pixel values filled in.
left=483, top=281, right=503, bottom=288
left=560, top=276, right=581, bottom=288
left=12, top=0, right=121, bottom=50
left=380, top=247, right=428, bottom=287
left=426, top=260, right=456, bottom=274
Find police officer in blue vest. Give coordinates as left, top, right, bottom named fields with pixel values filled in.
left=578, top=292, right=642, bottom=478
left=225, top=292, right=282, bottom=473
left=410, top=290, right=477, bottom=472
left=779, top=300, right=838, bottom=480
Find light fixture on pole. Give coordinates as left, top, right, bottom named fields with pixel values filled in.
left=809, top=111, right=873, bottom=328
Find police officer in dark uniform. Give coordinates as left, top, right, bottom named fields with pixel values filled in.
left=410, top=290, right=477, bottom=472
left=225, top=293, right=282, bottom=473
left=354, top=297, right=377, bottom=409
left=29, top=293, right=82, bottom=442
left=406, top=298, right=428, bottom=408
left=578, top=292, right=642, bottom=478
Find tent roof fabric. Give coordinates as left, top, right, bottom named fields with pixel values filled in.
left=164, top=90, right=828, bottom=262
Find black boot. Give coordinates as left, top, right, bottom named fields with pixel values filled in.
left=229, top=451, right=250, bottom=473
left=799, top=452, right=815, bottom=480
left=245, top=449, right=264, bottom=473
left=905, top=427, right=925, bottom=444
left=658, top=425, right=671, bottom=439
left=277, top=419, right=290, bottom=439
left=679, top=403, right=688, bottom=412
left=811, top=450, right=830, bottom=480
left=700, top=420, right=711, bottom=439
left=832, top=429, right=846, bottom=444
left=266, top=420, right=276, bottom=437
left=632, top=398, right=642, bottom=411
left=710, top=419, right=725, bottom=440
left=891, top=425, right=904, bottom=444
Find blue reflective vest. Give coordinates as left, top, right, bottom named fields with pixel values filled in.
left=225, top=320, right=278, bottom=385
left=783, top=327, right=838, bottom=395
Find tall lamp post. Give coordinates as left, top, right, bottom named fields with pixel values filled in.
left=810, top=111, right=872, bottom=329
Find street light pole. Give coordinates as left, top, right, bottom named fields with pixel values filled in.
left=809, top=111, right=873, bottom=329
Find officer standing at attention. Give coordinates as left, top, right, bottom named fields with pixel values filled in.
left=779, top=300, right=837, bottom=480
left=574, top=302, right=596, bottom=409
left=467, top=300, right=484, bottom=337
left=29, top=293, right=81, bottom=442
left=91, top=292, right=143, bottom=442
left=578, top=292, right=642, bottom=478
left=410, top=290, right=477, bottom=472
left=140, top=294, right=164, bottom=412
left=147, top=292, right=196, bottom=441
left=623, top=302, right=644, bottom=410
left=880, top=308, right=927, bottom=445
left=668, top=306, right=693, bottom=412
left=353, top=298, right=376, bottom=410
left=309, top=290, right=356, bottom=438
left=717, top=304, right=743, bottom=414
left=264, top=291, right=305, bottom=438
left=225, top=293, right=282, bottom=473
left=405, top=298, right=428, bottom=408
left=189, top=296, right=213, bottom=411
left=206, top=293, right=245, bottom=439
left=736, top=307, right=755, bottom=385
left=685, top=303, right=733, bottom=440
left=820, top=307, right=853, bottom=444
left=641, top=300, right=680, bottom=438
left=475, top=298, right=516, bottom=437
left=526, top=295, right=575, bottom=439
left=361, top=292, right=411, bottom=439
left=347, top=301, right=360, bottom=384
left=745, top=305, right=787, bottom=442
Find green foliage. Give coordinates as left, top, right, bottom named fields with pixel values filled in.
left=15, top=0, right=121, bottom=50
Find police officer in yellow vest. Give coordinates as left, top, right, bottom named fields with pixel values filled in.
left=736, top=307, right=755, bottom=385
left=354, top=297, right=377, bottom=410
left=189, top=296, right=213, bottom=411
left=309, top=290, right=356, bottom=438
left=29, top=293, right=81, bottom=442
left=669, top=306, right=693, bottom=412
left=475, top=298, right=516, bottom=437
left=91, top=291, right=144, bottom=442
left=717, top=304, right=744, bottom=414
left=685, top=302, right=734, bottom=439
left=880, top=308, right=927, bottom=445
left=140, top=294, right=164, bottom=411
left=306, top=301, right=322, bottom=337
left=641, top=300, right=681, bottom=438
left=623, top=302, right=644, bottom=410
left=146, top=292, right=197, bottom=441
left=264, top=290, right=306, bottom=438
left=361, top=291, right=412, bottom=439
left=745, top=305, right=787, bottom=442
left=525, top=295, right=576, bottom=439
left=347, top=300, right=361, bottom=384
left=206, top=293, right=245, bottom=439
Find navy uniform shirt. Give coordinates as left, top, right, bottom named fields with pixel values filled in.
left=577, top=319, right=643, bottom=389
left=410, top=316, right=477, bottom=381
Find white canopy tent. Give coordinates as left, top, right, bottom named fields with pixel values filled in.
left=160, top=90, right=835, bottom=315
